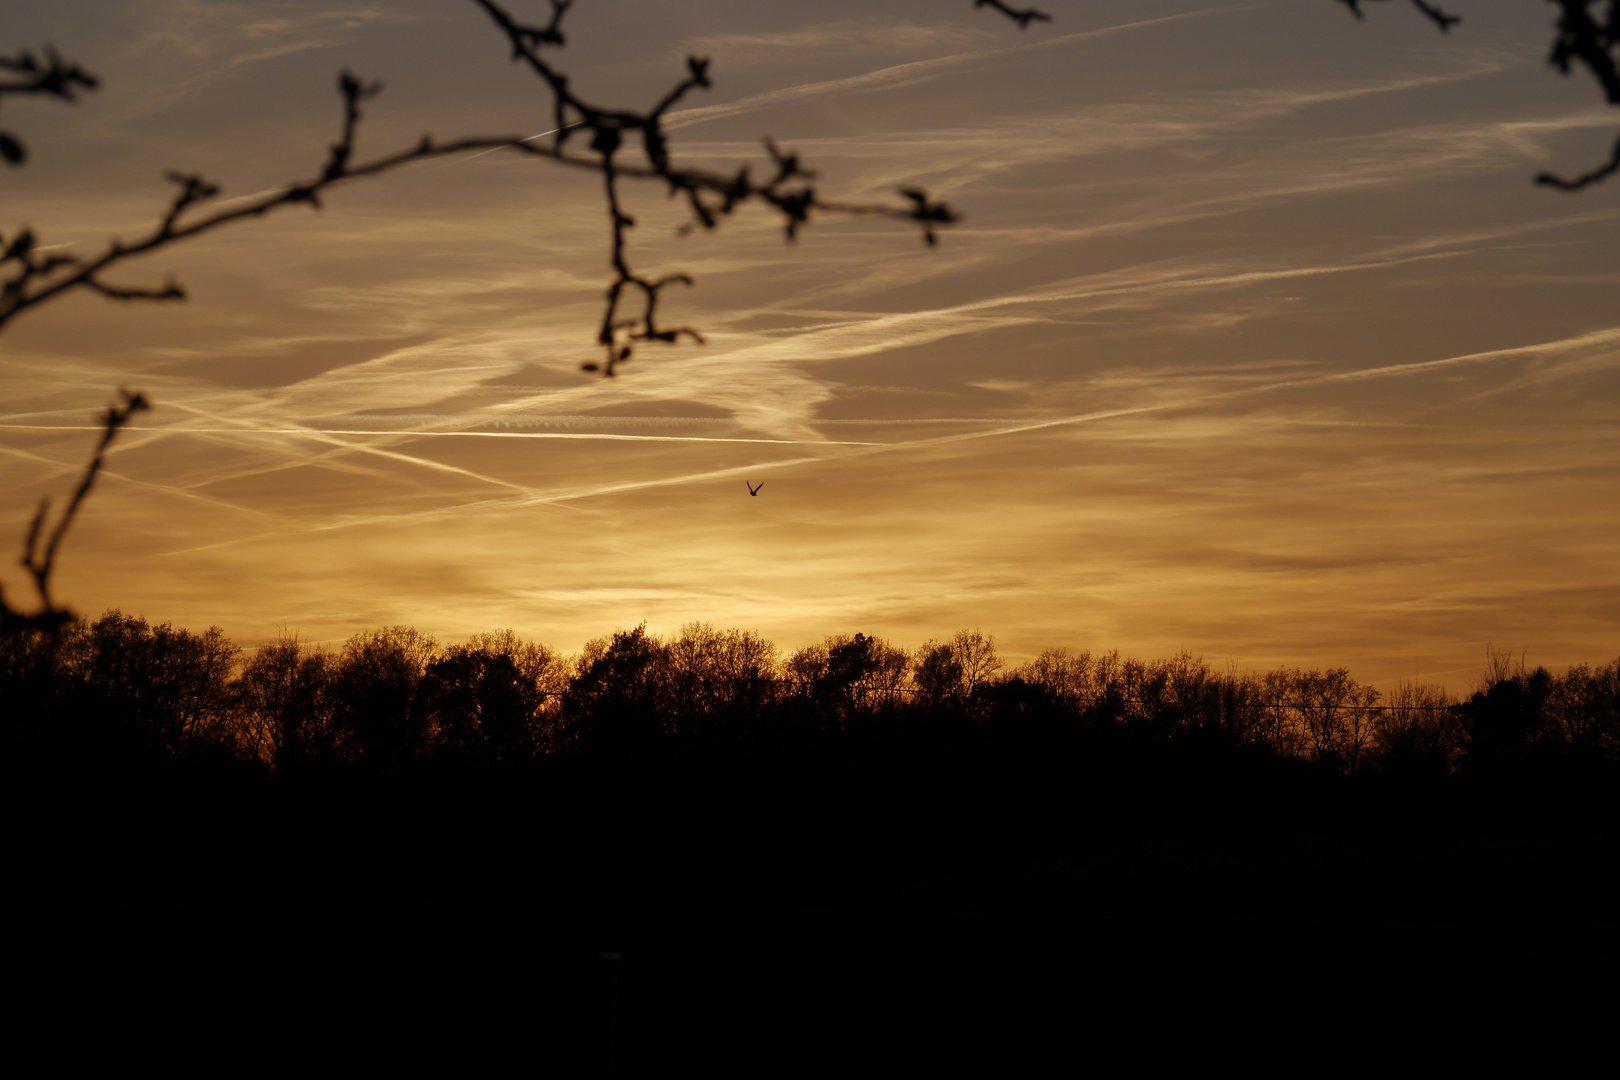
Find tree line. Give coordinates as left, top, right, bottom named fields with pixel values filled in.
left=5, top=610, right=1615, bottom=781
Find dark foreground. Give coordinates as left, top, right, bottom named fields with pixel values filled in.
left=14, top=728, right=1618, bottom=1073
left=8, top=620, right=1617, bottom=1069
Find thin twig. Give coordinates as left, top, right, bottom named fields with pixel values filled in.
left=1337, top=0, right=1461, bottom=32
left=0, top=46, right=99, bottom=165
left=1538, top=129, right=1620, bottom=188
left=1, top=390, right=148, bottom=635
left=470, top=0, right=955, bottom=372
left=974, top=0, right=1053, bottom=30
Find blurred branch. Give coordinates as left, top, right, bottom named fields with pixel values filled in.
left=1538, top=0, right=1620, bottom=189
left=975, top=0, right=1053, bottom=30
left=0, top=390, right=147, bottom=636
left=1547, top=0, right=1620, bottom=103
left=1538, top=129, right=1620, bottom=188
left=1337, top=0, right=1461, bottom=32
left=0, top=46, right=99, bottom=165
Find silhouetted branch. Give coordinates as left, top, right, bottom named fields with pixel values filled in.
left=1538, top=129, right=1620, bottom=188
left=470, top=0, right=955, bottom=374
left=975, top=0, right=1053, bottom=30
left=0, top=390, right=147, bottom=636
left=2, top=3, right=958, bottom=378
left=0, top=77, right=529, bottom=333
left=1547, top=0, right=1620, bottom=104
left=1538, top=0, right=1620, bottom=188
left=1337, top=0, right=1461, bottom=32
left=0, top=46, right=99, bottom=165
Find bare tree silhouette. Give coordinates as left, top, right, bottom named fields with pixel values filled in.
left=0, top=391, right=146, bottom=635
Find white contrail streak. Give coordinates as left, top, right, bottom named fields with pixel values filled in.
left=660, top=7, right=1246, bottom=132
left=0, top=424, right=878, bottom=447
left=151, top=322, right=1620, bottom=556
left=848, top=327, right=1620, bottom=457
left=447, top=122, right=584, bottom=166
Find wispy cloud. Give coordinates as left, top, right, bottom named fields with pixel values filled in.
left=662, top=7, right=1244, bottom=131
left=676, top=18, right=996, bottom=60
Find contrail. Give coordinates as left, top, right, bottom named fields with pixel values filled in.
left=0, top=440, right=281, bottom=522
left=0, top=423, right=877, bottom=448
left=447, top=121, right=584, bottom=166
left=131, top=324, right=1618, bottom=557
left=840, top=327, right=1620, bottom=458
left=660, top=7, right=1246, bottom=132
left=151, top=399, right=542, bottom=495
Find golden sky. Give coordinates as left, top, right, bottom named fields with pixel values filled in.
left=3, top=0, right=1617, bottom=690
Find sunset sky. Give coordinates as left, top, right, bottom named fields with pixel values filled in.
left=3, top=0, right=1616, bottom=690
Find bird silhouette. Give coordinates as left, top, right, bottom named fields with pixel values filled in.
left=747, top=481, right=764, bottom=496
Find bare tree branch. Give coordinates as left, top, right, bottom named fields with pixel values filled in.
left=0, top=3, right=972, bottom=633
left=1337, top=0, right=1461, bottom=32
left=1538, top=0, right=1620, bottom=188
left=1538, top=129, right=1620, bottom=188
left=0, top=46, right=99, bottom=165
left=1, top=390, right=148, bottom=635
left=468, top=0, right=954, bottom=373
left=1547, top=0, right=1620, bottom=104
left=2, top=2, right=958, bottom=378
left=975, top=0, right=1053, bottom=30
left=0, top=76, right=544, bottom=333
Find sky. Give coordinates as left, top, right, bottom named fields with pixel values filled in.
left=1, top=0, right=1616, bottom=690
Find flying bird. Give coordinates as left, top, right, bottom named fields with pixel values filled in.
left=747, top=481, right=764, bottom=496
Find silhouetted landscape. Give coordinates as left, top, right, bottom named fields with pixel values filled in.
left=8, top=1, right=1620, bottom=1070
left=8, top=612, right=1616, bottom=1067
